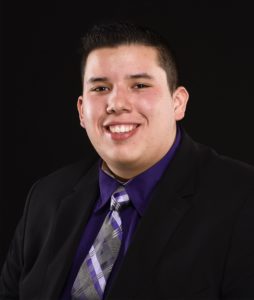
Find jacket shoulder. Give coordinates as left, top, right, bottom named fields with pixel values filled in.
left=30, top=157, right=99, bottom=201
left=193, top=140, right=254, bottom=189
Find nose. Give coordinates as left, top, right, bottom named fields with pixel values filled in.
left=106, top=87, right=132, bottom=114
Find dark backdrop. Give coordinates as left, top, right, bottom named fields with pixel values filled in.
left=1, top=0, right=254, bottom=268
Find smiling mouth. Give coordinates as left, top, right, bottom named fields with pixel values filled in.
left=105, top=124, right=139, bottom=133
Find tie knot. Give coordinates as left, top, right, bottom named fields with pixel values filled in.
left=110, top=186, right=130, bottom=211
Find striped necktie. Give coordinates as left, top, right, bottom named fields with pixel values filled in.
left=71, top=186, right=130, bottom=300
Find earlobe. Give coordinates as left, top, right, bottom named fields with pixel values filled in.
left=173, top=87, right=189, bottom=121
left=77, top=96, right=86, bottom=129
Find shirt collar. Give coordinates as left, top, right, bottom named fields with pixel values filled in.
left=96, top=126, right=181, bottom=215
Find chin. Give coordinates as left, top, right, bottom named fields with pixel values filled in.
left=104, top=154, right=141, bottom=168
left=109, top=156, right=139, bottom=166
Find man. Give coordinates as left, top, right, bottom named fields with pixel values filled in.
left=1, top=22, right=254, bottom=300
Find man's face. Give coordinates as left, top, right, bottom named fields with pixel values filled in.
left=78, top=45, right=188, bottom=178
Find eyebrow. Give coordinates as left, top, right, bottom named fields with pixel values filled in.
left=86, top=73, right=154, bottom=84
left=126, top=73, right=154, bottom=80
left=87, top=77, right=109, bottom=84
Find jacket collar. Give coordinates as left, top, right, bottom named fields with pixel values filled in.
left=41, top=161, right=100, bottom=299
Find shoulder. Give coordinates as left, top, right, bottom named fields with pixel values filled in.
left=180, top=129, right=254, bottom=190
left=192, top=139, right=254, bottom=192
left=200, top=142, right=253, bottom=182
left=28, top=157, right=99, bottom=205
left=19, top=157, right=100, bottom=238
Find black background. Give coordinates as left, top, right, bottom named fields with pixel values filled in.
left=1, top=0, right=253, bottom=268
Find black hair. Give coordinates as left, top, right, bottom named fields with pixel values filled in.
left=80, top=22, right=179, bottom=92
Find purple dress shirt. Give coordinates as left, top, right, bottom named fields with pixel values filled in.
left=60, top=128, right=181, bottom=299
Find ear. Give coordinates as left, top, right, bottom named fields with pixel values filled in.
left=172, top=86, right=189, bottom=121
left=77, top=96, right=86, bottom=129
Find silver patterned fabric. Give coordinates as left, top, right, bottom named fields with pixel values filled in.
left=71, top=186, right=130, bottom=300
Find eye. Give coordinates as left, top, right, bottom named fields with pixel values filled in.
left=91, top=86, right=110, bottom=92
left=133, top=83, right=150, bottom=89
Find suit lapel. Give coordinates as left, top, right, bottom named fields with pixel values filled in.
left=107, top=131, right=200, bottom=299
left=41, top=162, right=100, bottom=299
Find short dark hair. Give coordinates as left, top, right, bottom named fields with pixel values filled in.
left=80, top=22, right=179, bottom=92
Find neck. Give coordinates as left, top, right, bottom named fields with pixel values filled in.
left=102, top=161, right=131, bottom=181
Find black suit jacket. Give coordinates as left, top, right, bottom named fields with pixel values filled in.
left=1, top=131, right=254, bottom=299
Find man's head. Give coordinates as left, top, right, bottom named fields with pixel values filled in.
left=77, top=22, right=189, bottom=179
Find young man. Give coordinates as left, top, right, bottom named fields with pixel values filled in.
left=1, top=22, right=254, bottom=300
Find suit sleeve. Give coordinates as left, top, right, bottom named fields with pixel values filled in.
left=0, top=181, right=39, bottom=299
left=222, top=189, right=254, bottom=299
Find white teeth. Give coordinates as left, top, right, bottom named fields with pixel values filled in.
left=109, top=124, right=136, bottom=133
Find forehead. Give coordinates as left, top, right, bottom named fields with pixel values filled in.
left=84, top=45, right=163, bottom=78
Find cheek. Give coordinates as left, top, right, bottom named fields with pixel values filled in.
left=134, top=90, right=160, bottom=112
left=135, top=90, right=172, bottom=117
left=83, top=98, right=104, bottom=122
left=83, top=103, right=93, bottom=121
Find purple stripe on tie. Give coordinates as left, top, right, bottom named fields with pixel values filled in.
left=114, top=190, right=126, bottom=198
left=86, top=256, right=103, bottom=298
left=110, top=215, right=122, bottom=241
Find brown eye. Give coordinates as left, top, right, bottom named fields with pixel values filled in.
left=134, top=83, right=149, bottom=89
left=91, top=86, right=110, bottom=92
